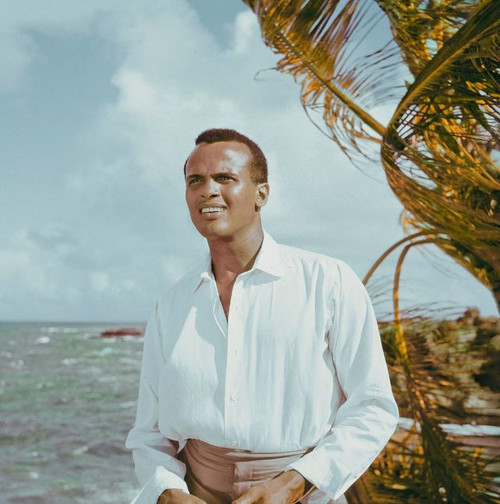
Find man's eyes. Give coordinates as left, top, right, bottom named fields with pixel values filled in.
left=216, top=175, right=234, bottom=182
left=187, top=175, right=234, bottom=185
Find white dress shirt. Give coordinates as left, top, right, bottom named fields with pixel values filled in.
left=126, top=232, right=398, bottom=503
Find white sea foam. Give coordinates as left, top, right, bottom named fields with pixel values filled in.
left=72, top=446, right=89, bottom=455
left=1, top=322, right=143, bottom=504
left=10, top=359, right=24, bottom=369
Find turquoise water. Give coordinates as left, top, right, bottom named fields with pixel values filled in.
left=1, top=322, right=145, bottom=504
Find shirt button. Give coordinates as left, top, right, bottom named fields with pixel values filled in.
left=230, top=394, right=238, bottom=401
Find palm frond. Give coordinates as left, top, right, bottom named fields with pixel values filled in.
left=382, top=0, right=500, bottom=302
left=365, top=311, right=500, bottom=504
left=242, top=0, right=406, bottom=159
left=361, top=230, right=499, bottom=502
left=243, top=0, right=500, bottom=501
left=347, top=312, right=500, bottom=504
left=377, top=0, right=480, bottom=77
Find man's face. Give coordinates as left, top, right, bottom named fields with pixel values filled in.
left=185, top=141, right=269, bottom=241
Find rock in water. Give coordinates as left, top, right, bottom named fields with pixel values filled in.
left=100, top=328, right=143, bottom=338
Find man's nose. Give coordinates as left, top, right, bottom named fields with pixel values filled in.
left=201, top=179, right=220, bottom=199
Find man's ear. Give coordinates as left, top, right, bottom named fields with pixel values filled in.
left=255, top=183, right=270, bottom=211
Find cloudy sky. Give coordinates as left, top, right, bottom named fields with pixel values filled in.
left=1, top=0, right=497, bottom=322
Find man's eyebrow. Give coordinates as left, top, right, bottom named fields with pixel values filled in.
left=186, top=173, right=203, bottom=180
left=214, top=171, right=238, bottom=177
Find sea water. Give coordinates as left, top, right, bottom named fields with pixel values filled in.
left=1, top=322, right=145, bottom=504
left=3, top=322, right=499, bottom=502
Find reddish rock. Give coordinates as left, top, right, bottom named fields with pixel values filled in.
left=100, top=328, right=144, bottom=338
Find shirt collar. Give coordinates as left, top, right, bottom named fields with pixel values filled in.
left=192, top=231, right=284, bottom=292
left=252, top=231, right=284, bottom=278
left=192, top=256, right=213, bottom=292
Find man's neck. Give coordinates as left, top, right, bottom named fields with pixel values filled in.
left=208, top=226, right=264, bottom=283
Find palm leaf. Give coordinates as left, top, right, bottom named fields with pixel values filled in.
left=242, top=0, right=404, bottom=159
left=377, top=0, right=478, bottom=77
left=363, top=232, right=499, bottom=501
left=382, top=0, right=500, bottom=302
left=242, top=0, right=500, bottom=501
left=244, top=0, right=499, bottom=301
left=371, top=313, right=500, bottom=504
left=360, top=232, right=499, bottom=502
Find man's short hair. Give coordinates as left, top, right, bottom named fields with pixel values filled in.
left=185, top=128, right=268, bottom=184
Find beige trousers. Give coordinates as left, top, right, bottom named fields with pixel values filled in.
left=179, top=439, right=312, bottom=504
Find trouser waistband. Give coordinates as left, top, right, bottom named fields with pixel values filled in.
left=180, top=439, right=310, bottom=503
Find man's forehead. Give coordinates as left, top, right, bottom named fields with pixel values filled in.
left=194, top=140, right=250, bottom=157
left=186, top=141, right=251, bottom=171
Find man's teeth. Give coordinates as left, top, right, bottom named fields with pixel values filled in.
left=201, top=207, right=225, bottom=214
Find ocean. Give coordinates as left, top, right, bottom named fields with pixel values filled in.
left=1, top=322, right=146, bottom=504
left=3, top=322, right=498, bottom=503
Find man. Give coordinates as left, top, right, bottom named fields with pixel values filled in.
left=126, top=129, right=398, bottom=504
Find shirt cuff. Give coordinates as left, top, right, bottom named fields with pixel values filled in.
left=130, top=465, right=189, bottom=504
left=286, top=445, right=359, bottom=501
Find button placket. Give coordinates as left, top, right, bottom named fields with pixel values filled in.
left=224, top=276, right=244, bottom=443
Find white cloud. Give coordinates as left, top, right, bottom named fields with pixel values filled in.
left=1, top=1, right=497, bottom=319
left=0, top=230, right=57, bottom=301
left=0, top=30, right=34, bottom=92
left=89, top=271, right=110, bottom=292
left=0, top=0, right=123, bottom=91
left=232, top=10, right=257, bottom=54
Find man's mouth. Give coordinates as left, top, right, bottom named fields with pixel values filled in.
left=200, top=207, right=226, bottom=214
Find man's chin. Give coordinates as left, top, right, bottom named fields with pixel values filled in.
left=194, top=222, right=231, bottom=240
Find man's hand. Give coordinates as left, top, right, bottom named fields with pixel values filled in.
left=157, top=489, right=206, bottom=504
left=232, top=470, right=310, bottom=504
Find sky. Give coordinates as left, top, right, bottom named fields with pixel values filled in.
left=0, top=0, right=497, bottom=322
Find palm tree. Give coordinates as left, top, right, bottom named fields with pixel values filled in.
left=240, top=0, right=500, bottom=502
left=242, top=0, right=499, bottom=307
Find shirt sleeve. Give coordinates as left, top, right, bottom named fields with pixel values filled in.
left=288, top=261, right=399, bottom=501
left=126, top=301, right=190, bottom=504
